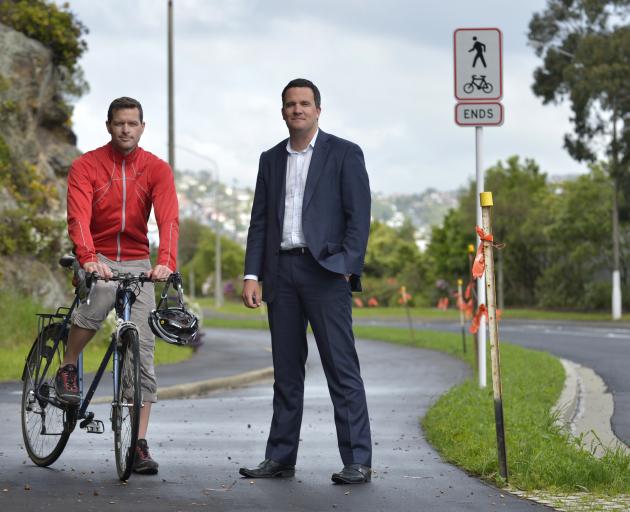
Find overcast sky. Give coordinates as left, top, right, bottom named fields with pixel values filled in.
left=60, top=0, right=585, bottom=194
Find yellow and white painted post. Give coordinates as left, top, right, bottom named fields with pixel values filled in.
left=480, top=191, right=508, bottom=481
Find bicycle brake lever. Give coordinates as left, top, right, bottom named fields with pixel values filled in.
left=85, top=272, right=97, bottom=306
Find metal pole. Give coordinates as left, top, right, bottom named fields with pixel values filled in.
left=612, top=186, right=622, bottom=320
left=480, top=191, right=508, bottom=481
left=457, top=278, right=466, bottom=354
left=475, top=126, right=487, bottom=388
left=167, top=0, right=175, bottom=170
left=214, top=176, right=223, bottom=307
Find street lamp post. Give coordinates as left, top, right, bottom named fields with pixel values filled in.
left=175, top=145, right=224, bottom=306
left=214, top=177, right=223, bottom=308
left=167, top=0, right=175, bottom=170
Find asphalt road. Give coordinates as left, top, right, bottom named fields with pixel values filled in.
left=359, top=317, right=630, bottom=447
left=0, top=328, right=548, bottom=511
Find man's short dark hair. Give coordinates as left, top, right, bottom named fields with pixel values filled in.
left=107, top=97, right=144, bottom=123
left=282, top=78, right=321, bottom=108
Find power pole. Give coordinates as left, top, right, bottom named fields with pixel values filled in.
left=167, top=0, right=175, bottom=170
left=611, top=109, right=622, bottom=320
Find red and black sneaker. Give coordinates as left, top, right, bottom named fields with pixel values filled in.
left=54, top=364, right=80, bottom=405
left=133, top=439, right=159, bottom=475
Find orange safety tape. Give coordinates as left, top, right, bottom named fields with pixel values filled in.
left=469, top=304, right=488, bottom=334
left=455, top=292, right=465, bottom=312
left=469, top=305, right=503, bottom=332
left=472, top=226, right=493, bottom=279
left=464, top=299, right=474, bottom=319
left=464, top=281, right=473, bottom=300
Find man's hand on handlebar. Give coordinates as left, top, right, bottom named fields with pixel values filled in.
left=148, top=264, right=172, bottom=282
left=84, top=261, right=113, bottom=280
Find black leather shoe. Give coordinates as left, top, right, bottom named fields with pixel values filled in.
left=331, top=464, right=371, bottom=484
left=239, top=459, right=295, bottom=478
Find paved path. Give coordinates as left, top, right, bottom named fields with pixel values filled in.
left=0, top=328, right=547, bottom=511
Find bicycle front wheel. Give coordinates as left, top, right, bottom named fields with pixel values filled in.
left=463, top=82, right=474, bottom=94
left=113, top=328, right=141, bottom=481
left=21, top=324, right=76, bottom=466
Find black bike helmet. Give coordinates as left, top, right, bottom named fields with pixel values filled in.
left=149, top=273, right=199, bottom=345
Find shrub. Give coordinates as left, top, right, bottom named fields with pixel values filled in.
left=0, top=0, right=87, bottom=73
left=0, top=1, right=89, bottom=100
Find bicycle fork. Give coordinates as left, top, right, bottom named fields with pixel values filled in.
left=110, top=288, right=144, bottom=430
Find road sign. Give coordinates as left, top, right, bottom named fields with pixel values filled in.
left=455, top=102, right=503, bottom=126
left=454, top=28, right=502, bottom=101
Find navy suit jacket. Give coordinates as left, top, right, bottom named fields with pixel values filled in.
left=244, top=129, right=371, bottom=303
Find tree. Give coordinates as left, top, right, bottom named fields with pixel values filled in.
left=178, top=218, right=207, bottom=267
left=428, top=157, right=551, bottom=307
left=179, top=224, right=245, bottom=297
left=528, top=0, right=630, bottom=316
left=536, top=168, right=613, bottom=309
left=463, top=157, right=551, bottom=307
left=362, top=220, right=429, bottom=306
left=425, top=208, right=472, bottom=285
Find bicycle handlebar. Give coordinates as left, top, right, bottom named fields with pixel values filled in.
left=83, top=271, right=182, bottom=306
left=89, top=272, right=156, bottom=284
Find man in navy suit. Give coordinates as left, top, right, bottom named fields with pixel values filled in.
left=239, top=78, right=372, bottom=484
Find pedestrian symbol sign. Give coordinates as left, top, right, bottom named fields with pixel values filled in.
left=454, top=28, right=502, bottom=101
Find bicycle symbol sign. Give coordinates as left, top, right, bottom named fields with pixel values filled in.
left=454, top=28, right=502, bottom=101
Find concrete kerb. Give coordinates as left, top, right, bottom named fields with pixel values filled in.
left=553, top=358, right=629, bottom=456
left=92, top=366, right=274, bottom=404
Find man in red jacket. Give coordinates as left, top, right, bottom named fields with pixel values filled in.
left=56, top=97, right=179, bottom=475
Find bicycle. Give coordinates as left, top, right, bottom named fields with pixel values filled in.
left=463, top=75, right=494, bottom=94
left=20, top=255, right=172, bottom=480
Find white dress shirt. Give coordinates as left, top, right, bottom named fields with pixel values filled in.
left=244, top=130, right=318, bottom=281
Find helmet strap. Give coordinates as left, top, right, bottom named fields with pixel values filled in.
left=156, top=272, right=185, bottom=310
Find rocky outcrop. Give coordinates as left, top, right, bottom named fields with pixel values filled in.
left=0, top=21, right=81, bottom=305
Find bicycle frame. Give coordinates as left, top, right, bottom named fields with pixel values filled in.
left=77, top=284, right=137, bottom=419
left=30, top=280, right=139, bottom=422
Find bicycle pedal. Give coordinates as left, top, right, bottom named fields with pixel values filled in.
left=81, top=419, right=105, bottom=434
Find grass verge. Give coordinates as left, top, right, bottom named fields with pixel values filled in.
left=198, top=298, right=630, bottom=323
left=0, top=291, right=193, bottom=382
left=202, top=313, right=630, bottom=493
left=1, top=339, right=192, bottom=383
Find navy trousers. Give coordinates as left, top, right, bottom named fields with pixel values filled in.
left=265, top=250, right=372, bottom=466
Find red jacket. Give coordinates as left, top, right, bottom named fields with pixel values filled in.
left=67, top=142, right=179, bottom=270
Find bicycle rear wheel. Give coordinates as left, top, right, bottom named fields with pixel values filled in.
left=21, top=323, right=76, bottom=466
left=113, top=328, right=141, bottom=481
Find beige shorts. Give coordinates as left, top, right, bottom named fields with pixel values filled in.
left=71, top=254, right=158, bottom=402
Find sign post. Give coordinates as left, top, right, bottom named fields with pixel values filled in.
left=454, top=27, right=503, bottom=389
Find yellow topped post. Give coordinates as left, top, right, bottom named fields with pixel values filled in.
left=480, top=191, right=508, bottom=481
left=480, top=191, right=493, bottom=207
